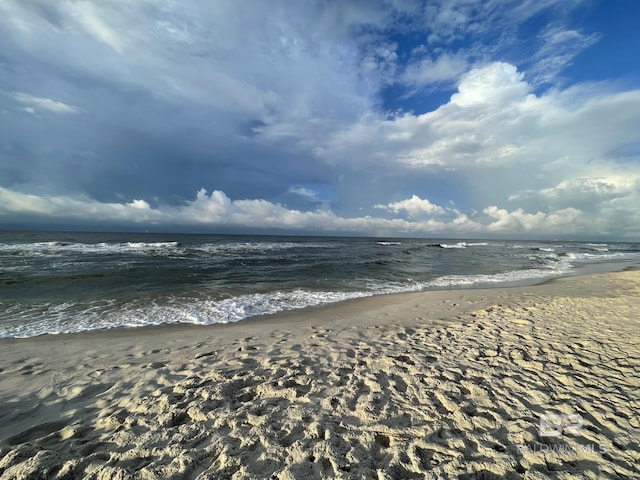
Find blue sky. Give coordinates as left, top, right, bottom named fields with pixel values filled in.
left=1, top=0, right=639, bottom=238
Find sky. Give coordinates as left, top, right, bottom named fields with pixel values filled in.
left=1, top=0, right=640, bottom=239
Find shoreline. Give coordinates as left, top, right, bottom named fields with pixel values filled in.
left=2, top=259, right=638, bottom=343
left=1, top=269, right=639, bottom=478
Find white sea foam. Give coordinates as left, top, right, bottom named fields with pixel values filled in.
left=427, top=268, right=561, bottom=288
left=0, top=290, right=372, bottom=338
left=561, top=251, right=628, bottom=263
left=582, top=243, right=609, bottom=252
left=434, top=241, right=491, bottom=249
left=192, top=241, right=339, bottom=255
left=0, top=241, right=182, bottom=256
left=439, top=242, right=467, bottom=249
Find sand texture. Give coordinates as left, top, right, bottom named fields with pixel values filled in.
left=1, top=270, right=639, bottom=479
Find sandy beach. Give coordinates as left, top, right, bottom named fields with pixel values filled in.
left=1, top=269, right=639, bottom=479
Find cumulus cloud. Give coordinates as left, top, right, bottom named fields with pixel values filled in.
left=375, top=195, right=447, bottom=217
left=300, top=59, right=640, bottom=237
left=450, top=63, right=530, bottom=107
left=482, top=205, right=583, bottom=233
left=2, top=186, right=638, bottom=239
left=0, top=186, right=390, bottom=233
left=310, top=63, right=536, bottom=168
left=317, top=60, right=640, bottom=185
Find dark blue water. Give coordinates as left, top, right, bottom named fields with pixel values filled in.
left=1, top=231, right=639, bottom=338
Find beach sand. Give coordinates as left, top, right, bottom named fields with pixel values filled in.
left=1, top=269, right=639, bottom=479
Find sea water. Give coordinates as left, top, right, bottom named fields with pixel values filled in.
left=1, top=231, right=638, bottom=338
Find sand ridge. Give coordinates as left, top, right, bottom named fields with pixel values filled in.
left=0, top=270, right=639, bottom=479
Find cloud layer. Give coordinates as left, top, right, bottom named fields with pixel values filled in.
left=0, top=1, right=639, bottom=238
left=2, top=184, right=636, bottom=239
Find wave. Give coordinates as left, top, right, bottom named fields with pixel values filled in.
left=558, top=251, right=630, bottom=262
left=0, top=241, right=182, bottom=256
left=0, top=264, right=572, bottom=339
left=0, top=289, right=372, bottom=338
left=3, top=235, right=640, bottom=338
left=191, top=241, right=339, bottom=255
left=428, top=241, right=492, bottom=249
left=124, top=242, right=182, bottom=249
left=582, top=243, right=609, bottom=252
left=0, top=240, right=341, bottom=260
left=427, top=267, right=563, bottom=288
left=429, top=242, right=466, bottom=249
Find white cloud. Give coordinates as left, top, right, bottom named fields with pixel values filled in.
left=8, top=92, right=83, bottom=114
left=375, top=195, right=447, bottom=217
left=450, top=63, right=530, bottom=107
left=287, top=186, right=319, bottom=201
left=422, top=1, right=476, bottom=44
left=360, top=42, right=399, bottom=85
left=311, top=63, right=538, bottom=168
left=298, top=60, right=640, bottom=238
left=315, top=61, right=640, bottom=182
left=482, top=205, right=582, bottom=233
left=72, top=3, right=127, bottom=53
left=1, top=186, right=638, bottom=239
left=129, top=199, right=151, bottom=210
left=0, top=0, right=377, bottom=122
left=403, top=52, right=468, bottom=86
left=511, top=176, right=640, bottom=206
left=531, top=25, right=601, bottom=84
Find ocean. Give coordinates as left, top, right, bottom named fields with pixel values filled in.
left=1, top=230, right=639, bottom=338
